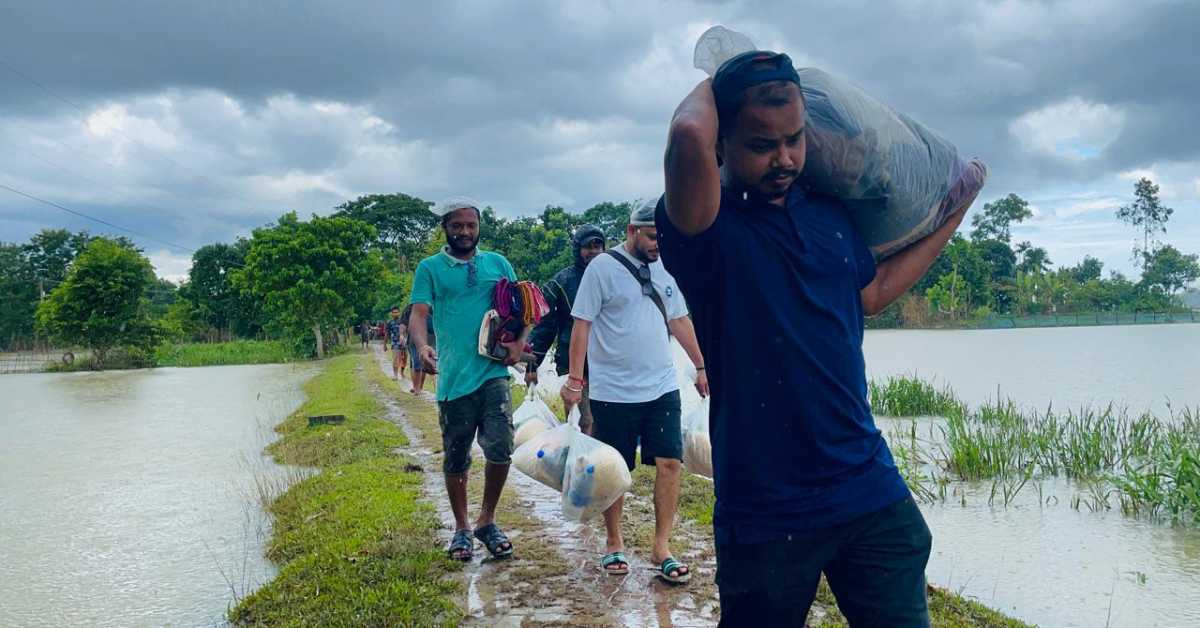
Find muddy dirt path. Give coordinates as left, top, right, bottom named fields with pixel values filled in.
left=367, top=348, right=718, bottom=627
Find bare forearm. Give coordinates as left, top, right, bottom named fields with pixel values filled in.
left=567, top=319, right=591, bottom=381
left=410, top=306, right=431, bottom=351
left=664, top=79, right=721, bottom=236
left=864, top=210, right=968, bottom=315
left=669, top=317, right=705, bottom=368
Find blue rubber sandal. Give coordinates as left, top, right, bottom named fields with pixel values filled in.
left=473, top=523, right=514, bottom=559
left=657, top=557, right=691, bottom=584
left=601, top=551, right=629, bottom=575
left=447, top=529, right=474, bottom=561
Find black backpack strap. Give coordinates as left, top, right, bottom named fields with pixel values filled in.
left=605, top=249, right=670, bottom=332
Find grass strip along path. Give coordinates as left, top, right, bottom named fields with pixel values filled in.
left=230, top=354, right=462, bottom=627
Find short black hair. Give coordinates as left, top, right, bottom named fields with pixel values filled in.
left=391, top=306, right=400, bottom=311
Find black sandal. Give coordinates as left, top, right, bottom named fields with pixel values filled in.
left=447, top=529, right=474, bottom=561
left=473, top=523, right=514, bottom=559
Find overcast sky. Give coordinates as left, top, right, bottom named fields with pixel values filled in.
left=1, top=0, right=1197, bottom=281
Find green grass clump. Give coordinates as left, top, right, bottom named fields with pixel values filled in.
left=155, top=340, right=297, bottom=367
left=231, top=354, right=462, bottom=626
left=870, top=375, right=965, bottom=418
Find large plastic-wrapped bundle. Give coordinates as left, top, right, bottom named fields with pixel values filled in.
left=694, top=26, right=987, bottom=259
left=561, top=428, right=632, bottom=522
left=681, top=398, right=713, bottom=478
left=513, top=420, right=572, bottom=491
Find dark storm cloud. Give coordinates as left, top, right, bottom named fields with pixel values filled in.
left=0, top=0, right=1197, bottom=274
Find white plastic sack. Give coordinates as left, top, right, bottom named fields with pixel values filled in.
left=681, top=398, right=713, bottom=478
left=561, top=427, right=632, bottom=522
left=513, top=387, right=555, bottom=427
left=536, top=353, right=566, bottom=400
left=694, top=26, right=987, bottom=259
left=514, top=396, right=566, bottom=448
left=670, top=338, right=703, bottom=418
left=512, top=420, right=572, bottom=492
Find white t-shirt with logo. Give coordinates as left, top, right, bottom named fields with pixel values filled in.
left=571, top=244, right=688, bottom=404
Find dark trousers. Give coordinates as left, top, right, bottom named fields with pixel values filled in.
left=716, top=497, right=932, bottom=628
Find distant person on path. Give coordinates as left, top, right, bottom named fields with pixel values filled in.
left=400, top=302, right=434, bottom=395
left=561, top=201, right=708, bottom=583
left=527, top=223, right=607, bottom=434
left=359, top=319, right=371, bottom=351
left=409, top=197, right=528, bottom=562
left=385, top=307, right=405, bottom=379
left=660, top=51, right=967, bottom=626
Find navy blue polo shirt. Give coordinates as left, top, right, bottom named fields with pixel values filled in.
left=656, top=186, right=910, bottom=545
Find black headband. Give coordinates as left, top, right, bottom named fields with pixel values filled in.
left=712, top=50, right=801, bottom=112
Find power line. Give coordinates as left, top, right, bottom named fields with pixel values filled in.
left=0, top=56, right=238, bottom=199
left=0, top=181, right=197, bottom=254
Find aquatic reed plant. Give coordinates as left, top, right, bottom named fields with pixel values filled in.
left=869, top=375, right=965, bottom=417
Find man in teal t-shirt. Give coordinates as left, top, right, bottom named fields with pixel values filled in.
left=408, top=197, right=528, bottom=562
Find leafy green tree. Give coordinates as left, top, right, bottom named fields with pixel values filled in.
left=582, top=200, right=636, bottom=242
left=1140, top=245, right=1200, bottom=297
left=35, top=237, right=160, bottom=366
left=0, top=243, right=38, bottom=348
left=915, top=235, right=990, bottom=308
left=1116, top=177, right=1173, bottom=269
left=23, top=228, right=93, bottom=286
left=145, top=277, right=179, bottom=320
left=333, top=193, right=438, bottom=268
left=1067, top=256, right=1104, bottom=284
left=1016, top=241, right=1052, bottom=275
left=181, top=241, right=260, bottom=338
left=971, top=193, right=1032, bottom=244
left=234, top=213, right=382, bottom=358
left=973, top=238, right=1018, bottom=312
left=926, top=272, right=970, bottom=319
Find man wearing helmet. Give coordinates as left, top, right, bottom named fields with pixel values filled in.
left=526, top=223, right=607, bottom=433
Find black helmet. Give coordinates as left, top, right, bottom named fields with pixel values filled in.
left=572, top=224, right=605, bottom=249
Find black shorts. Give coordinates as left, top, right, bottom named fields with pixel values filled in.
left=589, top=390, right=682, bottom=471
left=716, top=497, right=933, bottom=627
left=436, top=377, right=514, bottom=474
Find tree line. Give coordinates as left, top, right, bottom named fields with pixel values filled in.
left=1, top=178, right=1196, bottom=362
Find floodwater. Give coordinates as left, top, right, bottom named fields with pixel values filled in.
left=866, top=324, right=1200, bottom=628
left=865, top=323, right=1200, bottom=415
left=0, top=364, right=315, bottom=628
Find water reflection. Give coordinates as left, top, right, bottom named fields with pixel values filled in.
left=0, top=364, right=315, bottom=628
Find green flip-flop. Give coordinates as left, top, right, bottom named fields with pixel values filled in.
left=657, top=557, right=691, bottom=584
left=601, top=551, right=629, bottom=575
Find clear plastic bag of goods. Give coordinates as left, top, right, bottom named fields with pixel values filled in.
left=514, top=396, right=566, bottom=448
left=512, top=418, right=573, bottom=492
left=513, top=387, right=556, bottom=428
left=561, top=427, right=633, bottom=522
left=671, top=338, right=703, bottom=418
left=535, top=354, right=566, bottom=400
left=694, top=26, right=987, bottom=259
left=681, top=398, right=713, bottom=478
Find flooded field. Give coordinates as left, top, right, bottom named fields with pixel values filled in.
left=0, top=364, right=315, bottom=627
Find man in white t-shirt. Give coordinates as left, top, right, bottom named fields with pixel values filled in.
left=561, top=201, right=709, bottom=584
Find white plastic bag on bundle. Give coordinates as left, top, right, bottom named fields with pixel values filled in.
left=514, top=397, right=565, bottom=448
left=512, top=414, right=573, bottom=491
left=513, top=386, right=556, bottom=428
left=670, top=338, right=702, bottom=418
left=535, top=354, right=565, bottom=400
left=561, top=425, right=633, bottom=522
left=694, top=26, right=987, bottom=259
left=681, top=398, right=713, bottom=478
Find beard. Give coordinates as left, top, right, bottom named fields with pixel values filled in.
left=446, top=233, right=478, bottom=256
